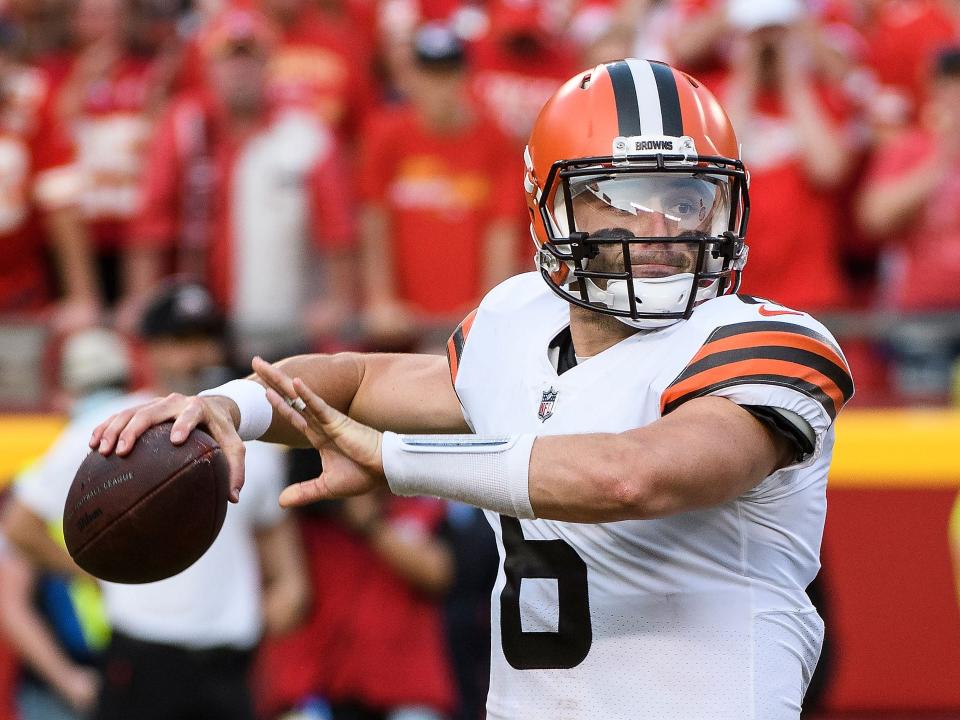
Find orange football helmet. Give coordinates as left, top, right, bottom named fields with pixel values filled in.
left=524, top=58, right=750, bottom=328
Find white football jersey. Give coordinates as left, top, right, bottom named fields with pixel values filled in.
left=447, top=273, right=853, bottom=720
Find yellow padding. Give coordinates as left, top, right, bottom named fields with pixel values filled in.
left=829, top=410, right=960, bottom=487
left=2, top=410, right=960, bottom=490
left=0, top=415, right=66, bottom=488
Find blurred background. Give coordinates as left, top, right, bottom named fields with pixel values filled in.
left=0, top=0, right=959, bottom=718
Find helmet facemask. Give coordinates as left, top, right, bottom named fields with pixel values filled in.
left=535, top=152, right=750, bottom=329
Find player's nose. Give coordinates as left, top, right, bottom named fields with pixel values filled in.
left=644, top=210, right=672, bottom=237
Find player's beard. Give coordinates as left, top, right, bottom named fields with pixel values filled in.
left=569, top=301, right=634, bottom=339
left=583, top=230, right=699, bottom=284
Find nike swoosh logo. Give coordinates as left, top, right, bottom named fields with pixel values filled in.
left=758, top=305, right=803, bottom=317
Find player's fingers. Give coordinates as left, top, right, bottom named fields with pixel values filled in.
left=214, top=425, right=246, bottom=503
left=95, top=406, right=142, bottom=455
left=251, top=356, right=299, bottom=405
left=293, top=378, right=383, bottom=473
left=189, top=397, right=249, bottom=502
left=113, top=394, right=188, bottom=457
left=168, top=397, right=205, bottom=445
left=264, top=387, right=311, bottom=436
left=278, top=476, right=336, bottom=508
left=265, top=388, right=333, bottom=454
left=90, top=408, right=136, bottom=450
left=291, top=377, right=348, bottom=435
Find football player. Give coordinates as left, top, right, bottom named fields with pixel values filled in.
left=90, top=59, right=853, bottom=719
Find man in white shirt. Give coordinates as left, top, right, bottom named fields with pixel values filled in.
left=3, top=281, right=309, bottom=720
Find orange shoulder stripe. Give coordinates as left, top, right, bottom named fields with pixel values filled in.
left=688, top=330, right=848, bottom=371
left=660, top=358, right=846, bottom=416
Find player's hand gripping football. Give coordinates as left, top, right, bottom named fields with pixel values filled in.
left=88, top=393, right=247, bottom=502
left=253, top=358, right=386, bottom=508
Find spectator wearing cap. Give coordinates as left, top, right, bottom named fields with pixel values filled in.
left=49, top=325, right=133, bottom=414
left=858, top=46, right=960, bottom=399
left=0, top=19, right=101, bottom=329
left=125, top=6, right=357, bottom=359
left=1, top=279, right=311, bottom=720
left=359, top=23, right=521, bottom=349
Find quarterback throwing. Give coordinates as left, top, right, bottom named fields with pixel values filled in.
left=91, top=58, right=853, bottom=720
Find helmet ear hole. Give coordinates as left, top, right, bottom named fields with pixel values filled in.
left=580, top=73, right=593, bottom=90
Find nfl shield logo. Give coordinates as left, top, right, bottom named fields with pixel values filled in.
left=538, top=387, right=558, bottom=422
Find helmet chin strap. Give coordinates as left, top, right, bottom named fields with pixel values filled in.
left=581, top=274, right=698, bottom=330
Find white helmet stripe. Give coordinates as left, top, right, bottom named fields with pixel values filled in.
left=624, top=58, right=664, bottom=136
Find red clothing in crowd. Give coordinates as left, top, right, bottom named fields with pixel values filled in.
left=256, top=499, right=455, bottom=716
left=862, top=0, right=957, bottom=115
left=720, top=85, right=850, bottom=311
left=0, top=66, right=79, bottom=311
left=267, top=4, right=375, bottom=139
left=0, top=637, right=14, bottom=720
left=44, top=54, right=163, bottom=250
left=668, top=0, right=731, bottom=89
left=358, top=106, right=520, bottom=316
left=130, top=92, right=354, bottom=318
left=864, top=129, right=960, bottom=310
left=468, top=36, right=577, bottom=149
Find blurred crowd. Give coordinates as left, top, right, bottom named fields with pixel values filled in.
left=2, top=0, right=960, bottom=717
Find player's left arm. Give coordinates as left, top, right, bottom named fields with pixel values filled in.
left=526, top=396, right=797, bottom=523
left=261, top=370, right=794, bottom=521
left=265, top=310, right=849, bottom=520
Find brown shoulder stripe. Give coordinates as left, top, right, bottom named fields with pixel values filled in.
left=661, top=321, right=853, bottom=418
left=446, top=309, right=477, bottom=385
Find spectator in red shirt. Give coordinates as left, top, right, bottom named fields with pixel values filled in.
left=859, top=45, right=960, bottom=310
left=858, top=46, right=960, bottom=398
left=126, top=7, right=357, bottom=358
left=667, top=0, right=869, bottom=100
left=256, top=492, right=456, bottom=720
left=719, top=0, right=855, bottom=311
left=260, top=0, right=375, bottom=142
left=0, top=21, right=101, bottom=328
left=468, top=0, right=578, bottom=149
left=860, top=0, right=958, bottom=125
left=44, top=0, right=179, bottom=304
left=359, top=24, right=521, bottom=350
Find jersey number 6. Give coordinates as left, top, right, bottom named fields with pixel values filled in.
left=499, top=516, right=592, bottom=670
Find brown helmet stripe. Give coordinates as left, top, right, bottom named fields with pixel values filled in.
left=650, top=61, right=683, bottom=137
left=606, top=60, right=641, bottom=136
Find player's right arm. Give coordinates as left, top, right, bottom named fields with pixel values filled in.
left=88, top=352, right=468, bottom=500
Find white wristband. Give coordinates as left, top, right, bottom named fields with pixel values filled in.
left=381, top=433, right=536, bottom=519
left=199, top=379, right=272, bottom=441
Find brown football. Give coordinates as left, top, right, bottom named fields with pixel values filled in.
left=63, top=422, right=230, bottom=584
